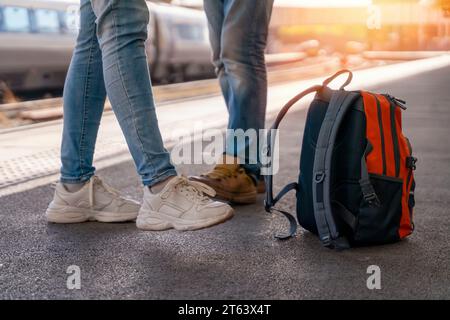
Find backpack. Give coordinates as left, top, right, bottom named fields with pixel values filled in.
left=264, top=70, right=417, bottom=249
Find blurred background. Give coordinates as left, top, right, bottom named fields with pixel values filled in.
left=0, top=0, right=449, bottom=127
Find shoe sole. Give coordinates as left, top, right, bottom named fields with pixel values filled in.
left=214, top=189, right=257, bottom=205
left=46, top=206, right=138, bottom=224
left=136, top=208, right=234, bottom=231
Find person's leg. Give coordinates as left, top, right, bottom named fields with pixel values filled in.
left=60, top=0, right=107, bottom=184
left=90, top=0, right=176, bottom=187
left=203, top=0, right=228, bottom=109
left=221, top=0, right=273, bottom=178
left=193, top=0, right=273, bottom=204
left=47, top=0, right=140, bottom=224
left=88, top=0, right=233, bottom=230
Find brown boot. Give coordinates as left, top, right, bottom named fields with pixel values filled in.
left=190, top=162, right=257, bottom=204
left=256, top=178, right=266, bottom=194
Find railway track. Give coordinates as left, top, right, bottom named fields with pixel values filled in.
left=0, top=55, right=340, bottom=125
left=0, top=52, right=425, bottom=129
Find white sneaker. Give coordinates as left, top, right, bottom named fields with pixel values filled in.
left=137, top=176, right=234, bottom=231
left=46, top=176, right=140, bottom=223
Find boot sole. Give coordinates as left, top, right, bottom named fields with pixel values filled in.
left=214, top=189, right=257, bottom=205
left=189, top=177, right=258, bottom=204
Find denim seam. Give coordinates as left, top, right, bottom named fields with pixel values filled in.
left=78, top=26, right=97, bottom=177
left=248, top=5, right=268, bottom=72
left=109, top=2, right=155, bottom=174
left=247, top=7, right=258, bottom=70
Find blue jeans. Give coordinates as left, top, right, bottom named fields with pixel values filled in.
left=60, top=0, right=176, bottom=186
left=203, top=0, right=273, bottom=179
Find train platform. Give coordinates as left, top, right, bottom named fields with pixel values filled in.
left=0, top=55, right=449, bottom=299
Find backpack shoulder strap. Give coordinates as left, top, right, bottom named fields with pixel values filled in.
left=264, top=85, right=323, bottom=240
left=264, top=69, right=354, bottom=242
left=312, top=90, right=360, bottom=249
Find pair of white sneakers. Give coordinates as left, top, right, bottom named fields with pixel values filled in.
left=46, top=175, right=234, bottom=231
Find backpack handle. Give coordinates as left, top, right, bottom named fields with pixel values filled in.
left=322, top=69, right=353, bottom=90
left=271, top=85, right=323, bottom=131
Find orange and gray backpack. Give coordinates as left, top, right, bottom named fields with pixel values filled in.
left=264, top=70, right=417, bottom=250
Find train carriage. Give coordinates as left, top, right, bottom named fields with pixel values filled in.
left=0, top=0, right=213, bottom=94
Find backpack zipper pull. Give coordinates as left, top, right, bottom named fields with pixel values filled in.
left=385, top=94, right=407, bottom=110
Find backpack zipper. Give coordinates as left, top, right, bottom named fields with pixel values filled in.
left=405, top=138, right=415, bottom=188
left=405, top=137, right=415, bottom=230
left=386, top=97, right=401, bottom=177
left=374, top=95, right=387, bottom=175
left=385, top=94, right=407, bottom=110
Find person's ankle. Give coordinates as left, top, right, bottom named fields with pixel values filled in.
left=63, top=182, right=86, bottom=193
left=149, top=176, right=176, bottom=194
left=218, top=154, right=240, bottom=165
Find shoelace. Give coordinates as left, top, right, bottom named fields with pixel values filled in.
left=166, top=176, right=216, bottom=204
left=88, top=176, right=127, bottom=208
left=204, top=164, right=242, bottom=180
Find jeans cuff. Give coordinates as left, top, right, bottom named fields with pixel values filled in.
left=60, top=172, right=94, bottom=184
left=142, top=169, right=178, bottom=187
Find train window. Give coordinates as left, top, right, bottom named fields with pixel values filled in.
left=3, top=7, right=30, bottom=32
left=0, top=9, right=3, bottom=31
left=63, top=10, right=80, bottom=34
left=175, top=24, right=205, bottom=41
left=34, top=9, right=60, bottom=33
